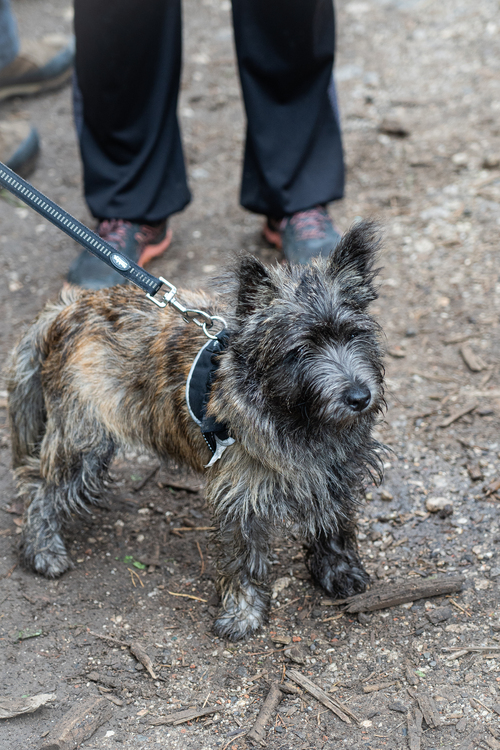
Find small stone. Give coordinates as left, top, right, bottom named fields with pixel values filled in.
left=388, top=701, right=408, bottom=713
left=379, top=117, right=409, bottom=137
left=425, top=496, right=452, bottom=513
left=467, top=464, right=484, bottom=481
left=426, top=606, right=452, bottom=625
left=284, top=646, right=307, bottom=665
left=482, top=154, right=500, bottom=169
left=358, top=612, right=371, bottom=625
left=491, top=621, right=500, bottom=631
left=380, top=489, right=393, bottom=501
left=490, top=568, right=500, bottom=579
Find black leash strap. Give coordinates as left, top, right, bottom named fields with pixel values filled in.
left=0, top=161, right=162, bottom=296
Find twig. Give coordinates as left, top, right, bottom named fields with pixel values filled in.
left=128, top=568, right=145, bottom=587
left=407, top=708, right=423, bottom=750
left=196, top=540, right=205, bottom=576
left=133, top=465, right=160, bottom=492
left=322, top=613, right=344, bottom=623
left=447, top=597, right=471, bottom=616
left=286, top=669, right=359, bottom=725
left=149, top=706, right=219, bottom=726
left=221, top=732, right=247, bottom=750
left=363, top=680, right=399, bottom=693
left=130, top=642, right=157, bottom=679
left=167, top=590, right=207, bottom=602
left=442, top=646, right=500, bottom=653
left=338, top=574, right=464, bottom=613
left=171, top=526, right=215, bottom=532
left=88, top=630, right=129, bottom=647
left=438, top=401, right=478, bottom=428
left=246, top=683, right=284, bottom=745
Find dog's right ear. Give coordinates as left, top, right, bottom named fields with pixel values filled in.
left=236, top=256, right=277, bottom=319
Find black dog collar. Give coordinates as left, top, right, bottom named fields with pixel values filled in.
left=186, top=331, right=234, bottom=466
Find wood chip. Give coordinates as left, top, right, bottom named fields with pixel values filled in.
left=0, top=693, right=56, bottom=719
left=246, top=683, right=284, bottom=745
left=149, top=706, right=219, bottom=726
left=130, top=642, right=157, bottom=680
left=362, top=681, right=399, bottom=694
left=339, top=575, right=464, bottom=613
left=40, top=696, right=112, bottom=750
left=407, top=708, right=423, bottom=750
left=286, top=669, right=359, bottom=725
left=442, top=646, right=500, bottom=653
left=407, top=689, right=442, bottom=728
left=460, top=344, right=486, bottom=372
left=438, top=401, right=478, bottom=428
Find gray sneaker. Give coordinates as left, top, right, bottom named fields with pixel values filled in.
left=0, top=34, right=74, bottom=101
left=264, top=206, right=341, bottom=265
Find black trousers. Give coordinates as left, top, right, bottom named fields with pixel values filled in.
left=74, top=0, right=344, bottom=224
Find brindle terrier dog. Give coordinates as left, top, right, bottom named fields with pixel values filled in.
left=8, top=221, right=385, bottom=641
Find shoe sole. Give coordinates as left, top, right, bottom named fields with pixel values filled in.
left=262, top=221, right=282, bottom=250
left=137, top=227, right=173, bottom=267
left=0, top=67, right=73, bottom=101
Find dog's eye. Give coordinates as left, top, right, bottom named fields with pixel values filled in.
left=349, top=330, right=362, bottom=340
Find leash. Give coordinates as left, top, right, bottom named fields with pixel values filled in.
left=0, top=161, right=226, bottom=340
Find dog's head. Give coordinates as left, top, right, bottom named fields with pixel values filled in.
left=227, top=221, right=385, bottom=434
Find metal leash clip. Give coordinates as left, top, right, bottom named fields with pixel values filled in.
left=147, top=277, right=226, bottom=340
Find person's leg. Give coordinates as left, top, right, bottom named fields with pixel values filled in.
left=0, top=0, right=19, bottom=70
left=232, top=0, right=344, bottom=263
left=232, top=0, right=344, bottom=219
left=0, top=0, right=73, bottom=176
left=74, top=0, right=190, bottom=226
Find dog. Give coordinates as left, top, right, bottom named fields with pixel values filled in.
left=8, top=221, right=385, bottom=641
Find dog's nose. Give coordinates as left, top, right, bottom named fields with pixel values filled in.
left=345, top=384, right=371, bottom=412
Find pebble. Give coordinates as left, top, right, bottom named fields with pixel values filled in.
left=380, top=489, right=393, bottom=501
left=425, top=496, right=452, bottom=513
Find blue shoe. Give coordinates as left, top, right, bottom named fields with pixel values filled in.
left=66, top=219, right=172, bottom=290
left=0, top=120, right=40, bottom=177
left=0, top=34, right=75, bottom=101
left=264, top=206, right=341, bottom=265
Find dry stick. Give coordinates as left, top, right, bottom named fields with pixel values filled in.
left=130, top=642, right=157, bottom=680
left=407, top=689, right=442, bottom=728
left=438, top=400, right=478, bottom=428
left=127, top=568, right=144, bottom=588
left=407, top=708, right=423, bottom=750
left=196, top=540, right=205, bottom=576
left=442, top=646, right=500, bottom=653
left=171, top=526, right=215, bottom=532
left=133, top=465, right=160, bottom=492
left=40, top=696, right=113, bottom=750
left=338, top=574, right=465, bottom=613
left=148, top=706, right=219, bottom=726
left=167, top=590, right=207, bottom=602
left=88, top=630, right=129, bottom=648
left=362, top=681, right=399, bottom=694
left=286, top=669, right=359, bottom=725
left=246, top=683, right=284, bottom=745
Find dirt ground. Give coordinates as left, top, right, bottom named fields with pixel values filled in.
left=1, top=0, right=500, bottom=748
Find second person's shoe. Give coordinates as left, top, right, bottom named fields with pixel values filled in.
left=66, top=219, right=173, bottom=290
left=264, top=206, right=342, bottom=265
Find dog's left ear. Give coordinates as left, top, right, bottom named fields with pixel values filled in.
left=236, top=256, right=277, bottom=319
left=327, top=221, right=380, bottom=304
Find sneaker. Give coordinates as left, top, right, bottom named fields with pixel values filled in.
left=0, top=119, right=40, bottom=177
left=66, top=219, right=173, bottom=290
left=263, top=206, right=342, bottom=265
left=0, top=34, right=75, bottom=101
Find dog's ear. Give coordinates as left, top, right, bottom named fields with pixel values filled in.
left=326, top=221, right=380, bottom=305
left=236, top=256, right=277, bottom=319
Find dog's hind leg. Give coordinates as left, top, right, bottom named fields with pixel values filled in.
left=213, top=514, right=272, bottom=641
left=19, top=413, right=115, bottom=578
left=306, top=520, right=370, bottom=599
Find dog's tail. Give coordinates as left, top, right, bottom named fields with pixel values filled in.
left=7, top=287, right=79, bottom=468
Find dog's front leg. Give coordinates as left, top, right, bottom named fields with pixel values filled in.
left=213, top=513, right=271, bottom=641
left=306, top=520, right=370, bottom=599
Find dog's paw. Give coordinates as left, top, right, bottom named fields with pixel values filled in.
left=213, top=588, right=267, bottom=641
left=309, top=551, right=370, bottom=599
left=21, top=532, right=73, bottom=578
